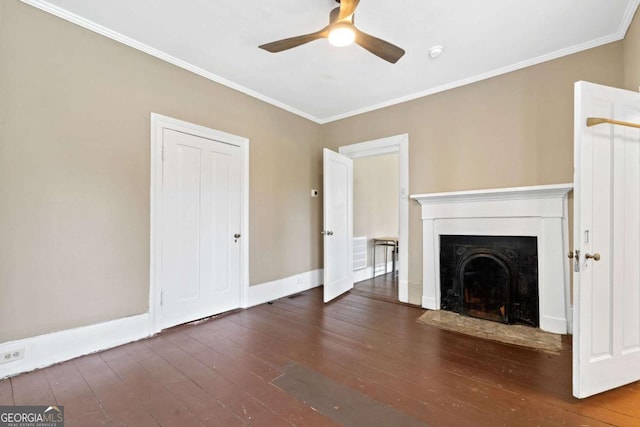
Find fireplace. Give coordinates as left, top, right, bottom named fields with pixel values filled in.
left=411, top=184, right=572, bottom=334
left=440, top=235, right=538, bottom=327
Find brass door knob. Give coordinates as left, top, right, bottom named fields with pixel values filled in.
left=585, top=252, right=601, bottom=261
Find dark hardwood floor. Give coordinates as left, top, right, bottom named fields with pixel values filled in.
left=1, top=284, right=639, bottom=426
left=352, top=271, right=400, bottom=303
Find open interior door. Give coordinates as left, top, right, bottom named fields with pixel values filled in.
left=573, top=81, right=640, bottom=398
left=323, top=148, right=354, bottom=303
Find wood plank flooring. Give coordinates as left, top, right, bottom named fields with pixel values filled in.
left=1, top=284, right=639, bottom=426
left=352, top=272, right=399, bottom=303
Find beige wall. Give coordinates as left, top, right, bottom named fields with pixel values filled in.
left=624, top=8, right=640, bottom=91
left=0, top=0, right=634, bottom=342
left=0, top=1, right=323, bottom=341
left=353, top=154, right=399, bottom=267
left=323, top=42, right=624, bottom=304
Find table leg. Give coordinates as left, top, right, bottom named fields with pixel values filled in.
left=384, top=245, right=388, bottom=274
left=372, top=241, right=376, bottom=278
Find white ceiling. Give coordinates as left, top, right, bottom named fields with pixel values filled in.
left=25, top=0, right=640, bottom=123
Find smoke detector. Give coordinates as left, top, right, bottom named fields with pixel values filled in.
left=429, top=45, right=444, bottom=59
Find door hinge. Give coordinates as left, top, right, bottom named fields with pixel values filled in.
left=160, top=291, right=163, bottom=306
left=161, top=144, right=165, bottom=161
left=568, top=250, right=581, bottom=272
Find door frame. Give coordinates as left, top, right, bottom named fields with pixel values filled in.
left=338, top=134, right=410, bottom=302
left=149, top=113, right=250, bottom=334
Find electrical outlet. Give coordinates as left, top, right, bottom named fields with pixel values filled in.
left=0, top=348, right=25, bottom=364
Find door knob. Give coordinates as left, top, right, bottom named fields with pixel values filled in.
left=234, top=233, right=241, bottom=243
left=585, top=252, right=601, bottom=261
left=322, top=230, right=334, bottom=236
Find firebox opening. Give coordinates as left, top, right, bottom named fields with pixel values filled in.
left=440, top=235, right=539, bottom=327
left=462, top=255, right=509, bottom=323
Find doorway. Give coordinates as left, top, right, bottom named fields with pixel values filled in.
left=338, top=134, right=409, bottom=302
left=352, top=154, right=399, bottom=301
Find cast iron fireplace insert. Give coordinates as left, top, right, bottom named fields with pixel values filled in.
left=439, top=235, right=539, bottom=327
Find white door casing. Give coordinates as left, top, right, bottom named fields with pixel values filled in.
left=323, top=148, right=354, bottom=303
left=339, top=134, right=410, bottom=303
left=150, top=114, right=249, bottom=333
left=573, top=81, right=640, bottom=398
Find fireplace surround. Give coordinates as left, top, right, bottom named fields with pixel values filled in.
left=411, top=184, right=573, bottom=334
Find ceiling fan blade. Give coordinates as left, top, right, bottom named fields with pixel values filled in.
left=354, top=29, right=405, bottom=63
left=329, top=6, right=340, bottom=23
left=259, top=29, right=329, bottom=53
left=338, top=0, right=360, bottom=20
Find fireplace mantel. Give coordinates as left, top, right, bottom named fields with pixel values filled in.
left=411, top=184, right=573, bottom=334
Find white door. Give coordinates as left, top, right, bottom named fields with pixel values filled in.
left=573, top=81, right=640, bottom=398
left=323, top=148, right=354, bottom=303
left=161, top=128, right=242, bottom=329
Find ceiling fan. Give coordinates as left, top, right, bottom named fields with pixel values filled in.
left=258, top=0, right=405, bottom=64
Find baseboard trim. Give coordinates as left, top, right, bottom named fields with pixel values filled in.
left=398, top=279, right=409, bottom=303
left=353, top=267, right=372, bottom=283
left=540, top=315, right=568, bottom=335
left=0, top=269, right=328, bottom=378
left=246, top=269, right=324, bottom=307
left=353, top=262, right=395, bottom=284
left=567, top=307, right=574, bottom=335
left=422, top=296, right=437, bottom=310
left=0, top=313, right=151, bottom=379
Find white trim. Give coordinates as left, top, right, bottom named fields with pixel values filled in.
left=618, top=0, right=640, bottom=36
left=339, top=134, right=410, bottom=302
left=411, top=183, right=574, bottom=209
left=0, top=263, right=318, bottom=379
left=562, top=194, right=572, bottom=334
left=19, top=0, right=318, bottom=123
left=411, top=184, right=573, bottom=334
left=339, top=139, right=400, bottom=158
left=353, top=267, right=373, bottom=284
left=319, top=0, right=640, bottom=124
left=320, top=34, right=623, bottom=123
left=19, top=0, right=640, bottom=124
left=240, top=130, right=250, bottom=309
left=149, top=113, right=250, bottom=334
left=247, top=269, right=323, bottom=307
left=0, top=314, right=150, bottom=379
left=353, top=262, right=395, bottom=284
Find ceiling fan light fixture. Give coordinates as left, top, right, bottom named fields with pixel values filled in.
left=328, top=23, right=356, bottom=47
left=258, top=0, right=404, bottom=63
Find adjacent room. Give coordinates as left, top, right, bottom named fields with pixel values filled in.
left=1, top=0, right=640, bottom=425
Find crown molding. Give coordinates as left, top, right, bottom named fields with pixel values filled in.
left=19, top=0, right=323, bottom=123
left=20, top=0, right=640, bottom=125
